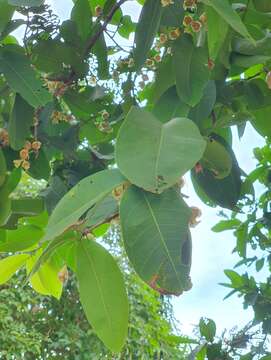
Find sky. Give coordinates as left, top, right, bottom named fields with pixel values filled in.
left=25, top=0, right=267, bottom=337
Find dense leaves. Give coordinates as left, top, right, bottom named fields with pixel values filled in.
left=0, top=0, right=271, bottom=353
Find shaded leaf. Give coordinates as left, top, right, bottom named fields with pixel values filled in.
left=0, top=46, right=51, bottom=107
left=120, top=185, right=192, bottom=295
left=76, top=239, right=128, bottom=352
left=134, top=0, right=162, bottom=70
left=0, top=254, right=29, bottom=285
left=43, top=169, right=126, bottom=242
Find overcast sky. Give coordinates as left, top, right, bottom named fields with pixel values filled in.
left=39, top=0, right=266, bottom=336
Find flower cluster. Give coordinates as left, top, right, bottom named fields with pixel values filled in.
left=161, top=0, right=174, bottom=7
left=183, top=0, right=197, bottom=10
left=13, top=140, right=42, bottom=171
left=0, top=129, right=9, bottom=147
left=45, top=80, right=68, bottom=97
left=189, top=206, right=202, bottom=227
left=95, top=110, right=113, bottom=134
left=51, top=110, right=73, bottom=124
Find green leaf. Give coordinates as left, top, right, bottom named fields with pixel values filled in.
left=152, top=86, right=190, bottom=123
left=76, top=239, right=128, bottom=352
left=27, top=149, right=50, bottom=181
left=256, top=258, right=265, bottom=272
left=0, top=225, right=43, bottom=253
left=205, top=5, right=229, bottom=61
left=26, top=252, right=63, bottom=299
left=134, top=0, right=162, bottom=70
left=8, top=94, right=34, bottom=150
left=189, top=81, right=216, bottom=127
left=160, top=0, right=184, bottom=27
left=120, top=186, right=192, bottom=295
left=0, top=148, right=7, bottom=187
left=0, top=254, right=29, bottom=285
left=202, top=0, right=253, bottom=42
left=150, top=56, right=175, bottom=104
left=71, top=0, right=92, bottom=44
left=212, top=219, right=241, bottom=232
left=26, top=231, right=78, bottom=279
left=43, top=169, right=126, bottom=242
left=8, top=0, right=44, bottom=5
left=224, top=269, right=244, bottom=288
left=251, top=107, right=271, bottom=139
left=84, top=195, right=118, bottom=229
left=173, top=35, right=210, bottom=106
left=31, top=40, right=78, bottom=74
left=0, top=0, right=14, bottom=34
left=93, top=27, right=109, bottom=79
left=0, top=46, right=52, bottom=108
left=199, top=318, right=216, bottom=342
left=116, top=107, right=206, bottom=193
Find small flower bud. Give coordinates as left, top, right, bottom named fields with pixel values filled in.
left=191, top=20, right=202, bottom=33
left=189, top=206, right=202, bottom=227
left=20, top=149, right=29, bottom=160
left=24, top=141, right=32, bottom=150
left=199, top=13, right=207, bottom=24
left=146, top=58, right=155, bottom=67
left=161, top=0, right=174, bottom=7
left=169, top=28, right=181, bottom=40
left=142, top=74, right=149, bottom=82
left=154, top=54, right=162, bottom=62
left=183, top=15, right=193, bottom=27
left=31, top=141, right=42, bottom=151
left=22, top=160, right=30, bottom=170
left=13, top=159, right=23, bottom=168
left=95, top=5, right=103, bottom=17
left=266, top=71, right=271, bottom=89
left=159, top=33, right=168, bottom=44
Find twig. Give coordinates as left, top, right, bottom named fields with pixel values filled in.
left=105, top=30, right=130, bottom=53
left=84, top=0, right=127, bottom=55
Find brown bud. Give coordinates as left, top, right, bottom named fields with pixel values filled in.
left=20, top=148, right=29, bottom=160
left=191, top=20, right=202, bottom=33
left=31, top=141, right=42, bottom=151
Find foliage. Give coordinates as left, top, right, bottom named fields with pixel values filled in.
left=0, top=0, right=271, bottom=353
left=0, top=227, right=188, bottom=359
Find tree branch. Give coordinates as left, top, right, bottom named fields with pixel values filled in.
left=84, top=0, right=127, bottom=55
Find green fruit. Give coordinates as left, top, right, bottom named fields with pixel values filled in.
left=191, top=135, right=242, bottom=210
left=201, top=137, right=232, bottom=179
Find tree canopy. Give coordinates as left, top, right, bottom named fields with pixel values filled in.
left=0, top=0, right=271, bottom=357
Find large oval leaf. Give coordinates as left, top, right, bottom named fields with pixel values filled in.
left=120, top=186, right=192, bottom=295
left=43, top=169, right=126, bottom=242
left=116, top=107, right=206, bottom=193
left=173, top=35, right=210, bottom=107
left=134, top=0, right=162, bottom=70
left=76, top=239, right=128, bottom=352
